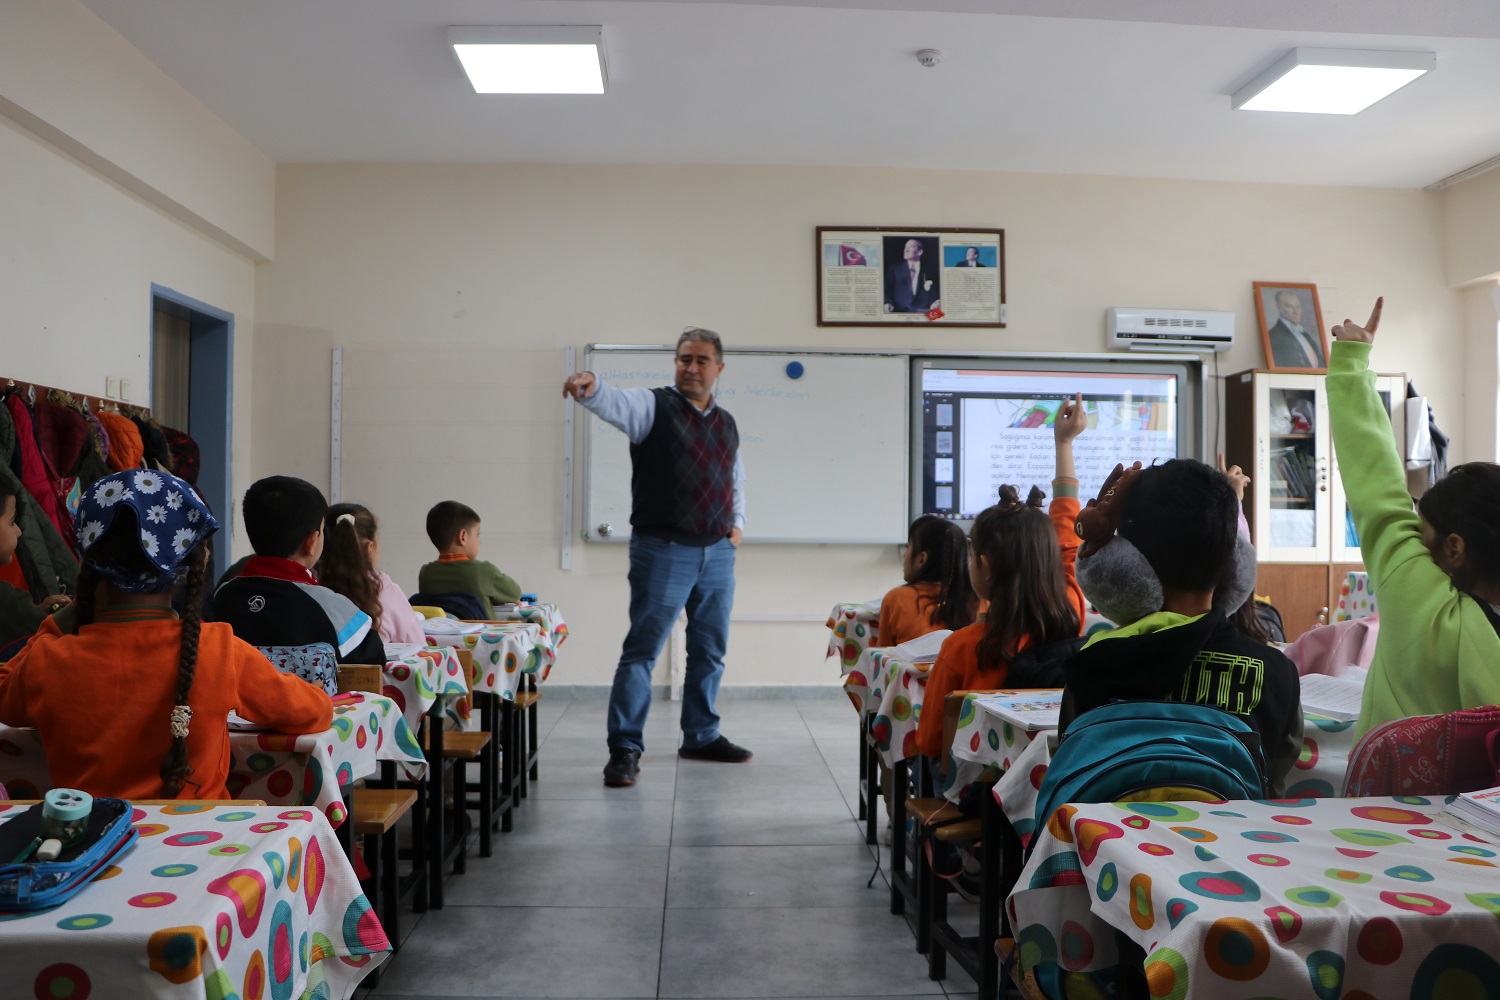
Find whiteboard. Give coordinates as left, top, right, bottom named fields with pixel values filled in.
left=582, top=347, right=908, bottom=544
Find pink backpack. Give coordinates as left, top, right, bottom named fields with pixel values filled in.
left=1343, top=705, right=1500, bottom=797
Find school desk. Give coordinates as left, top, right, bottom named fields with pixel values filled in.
left=382, top=643, right=469, bottom=729
left=842, top=646, right=928, bottom=768
left=0, top=802, right=388, bottom=1000
left=0, top=693, right=426, bottom=830
left=826, top=601, right=881, bottom=668
left=484, top=602, right=570, bottom=659
left=424, top=621, right=548, bottom=703
left=1008, top=795, right=1500, bottom=999
left=990, top=711, right=1361, bottom=846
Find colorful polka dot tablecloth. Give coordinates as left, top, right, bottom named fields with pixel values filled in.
left=1335, top=571, right=1376, bottom=622
left=941, top=691, right=1052, bottom=800
left=485, top=603, right=569, bottom=664
left=0, top=802, right=387, bottom=1000
left=992, top=712, right=1360, bottom=845
left=1008, top=796, right=1500, bottom=1000
left=425, top=623, right=546, bottom=704
left=826, top=603, right=881, bottom=667
left=0, top=695, right=426, bottom=830
left=841, top=647, right=927, bottom=766
left=382, top=644, right=468, bottom=731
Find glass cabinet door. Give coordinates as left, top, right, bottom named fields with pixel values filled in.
left=1253, top=373, right=1329, bottom=562
left=1329, top=376, right=1406, bottom=563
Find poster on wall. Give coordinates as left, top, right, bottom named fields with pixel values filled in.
left=816, top=226, right=1006, bottom=327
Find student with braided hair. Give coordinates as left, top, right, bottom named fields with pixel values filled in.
left=878, top=515, right=977, bottom=647
left=914, top=395, right=1089, bottom=759
left=0, top=470, right=332, bottom=799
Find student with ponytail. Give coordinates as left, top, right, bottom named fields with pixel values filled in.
left=0, top=470, right=332, bottom=799
left=914, top=395, right=1089, bottom=759
left=318, top=503, right=424, bottom=646
left=879, top=515, right=976, bottom=647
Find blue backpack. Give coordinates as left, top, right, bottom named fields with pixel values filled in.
left=1031, top=701, right=1269, bottom=836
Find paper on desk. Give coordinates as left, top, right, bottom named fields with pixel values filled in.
left=858, top=599, right=883, bottom=615
left=227, top=711, right=271, bottom=732
left=1299, top=672, right=1366, bottom=722
left=423, top=619, right=486, bottom=636
left=975, top=690, right=1063, bottom=732
left=890, top=630, right=952, bottom=663
left=384, top=642, right=426, bottom=661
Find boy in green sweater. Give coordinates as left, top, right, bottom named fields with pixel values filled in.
left=1329, top=298, right=1500, bottom=738
left=417, top=500, right=522, bottom=617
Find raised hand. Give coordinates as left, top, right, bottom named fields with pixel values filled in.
left=1332, top=297, right=1383, bottom=345
left=562, top=371, right=597, bottom=399
left=1054, top=393, right=1087, bottom=443
left=1217, top=453, right=1250, bottom=501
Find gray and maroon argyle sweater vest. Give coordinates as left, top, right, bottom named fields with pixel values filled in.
left=629, top=387, right=739, bottom=547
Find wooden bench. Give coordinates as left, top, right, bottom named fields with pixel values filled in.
left=351, top=786, right=421, bottom=960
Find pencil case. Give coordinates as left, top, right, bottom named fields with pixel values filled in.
left=0, top=797, right=137, bottom=911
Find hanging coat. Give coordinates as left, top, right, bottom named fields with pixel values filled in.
left=5, top=395, right=77, bottom=557
left=0, top=403, right=77, bottom=597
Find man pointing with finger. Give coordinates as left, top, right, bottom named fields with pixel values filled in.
left=563, top=327, right=751, bottom=787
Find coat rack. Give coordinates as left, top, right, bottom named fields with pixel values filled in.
left=2, top=376, right=151, bottom=421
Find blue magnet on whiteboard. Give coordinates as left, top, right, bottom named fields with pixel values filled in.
left=786, top=361, right=805, bottom=379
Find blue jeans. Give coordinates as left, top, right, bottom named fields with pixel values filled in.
left=607, top=534, right=736, bottom=754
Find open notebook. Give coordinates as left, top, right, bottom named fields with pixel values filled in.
left=1299, top=671, right=1367, bottom=722
left=974, top=690, right=1064, bottom=732
left=1440, top=785, right=1500, bottom=841
left=423, top=619, right=486, bottom=637
left=889, top=630, right=952, bottom=664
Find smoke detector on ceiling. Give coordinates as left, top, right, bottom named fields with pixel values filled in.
left=917, top=49, right=943, bottom=68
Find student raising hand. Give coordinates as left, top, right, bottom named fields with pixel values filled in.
left=1218, top=453, right=1250, bottom=501
left=1054, top=393, right=1087, bottom=443
left=1333, top=297, right=1383, bottom=344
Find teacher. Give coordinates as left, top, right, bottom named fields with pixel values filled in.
left=563, top=327, right=751, bottom=788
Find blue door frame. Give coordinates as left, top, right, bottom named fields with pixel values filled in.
left=150, top=284, right=234, bottom=584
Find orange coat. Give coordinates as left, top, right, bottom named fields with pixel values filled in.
left=915, top=496, right=1085, bottom=758
left=0, top=616, right=334, bottom=799
left=878, top=581, right=947, bottom=648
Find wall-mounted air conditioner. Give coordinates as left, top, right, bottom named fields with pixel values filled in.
left=1107, top=307, right=1234, bottom=353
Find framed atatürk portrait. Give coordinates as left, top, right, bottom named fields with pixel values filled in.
left=1254, top=282, right=1328, bottom=371
left=817, top=226, right=1006, bottom=327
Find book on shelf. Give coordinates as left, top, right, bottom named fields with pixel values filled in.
left=974, top=689, right=1064, bottom=732
left=1440, top=785, right=1500, bottom=840
left=1299, top=672, right=1365, bottom=722
left=889, top=630, right=952, bottom=663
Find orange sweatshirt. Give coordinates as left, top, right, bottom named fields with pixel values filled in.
left=878, top=581, right=946, bottom=648
left=915, top=495, right=1085, bottom=758
left=0, top=613, right=334, bottom=799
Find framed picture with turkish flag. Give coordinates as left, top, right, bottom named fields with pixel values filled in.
left=816, top=226, right=1006, bottom=327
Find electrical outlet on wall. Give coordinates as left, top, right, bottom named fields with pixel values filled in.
left=119, top=379, right=131, bottom=401
left=104, top=376, right=120, bottom=399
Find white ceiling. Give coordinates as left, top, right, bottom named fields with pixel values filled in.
left=81, top=0, right=1500, bottom=188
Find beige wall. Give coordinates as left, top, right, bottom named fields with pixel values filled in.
left=255, top=163, right=1462, bottom=688
left=1443, top=168, right=1500, bottom=288
left=0, top=0, right=270, bottom=557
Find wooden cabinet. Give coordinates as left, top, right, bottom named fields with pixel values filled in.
left=1225, top=370, right=1405, bottom=640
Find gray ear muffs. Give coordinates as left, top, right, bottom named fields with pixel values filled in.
left=1077, top=537, right=1164, bottom=625
left=1211, top=533, right=1259, bottom=618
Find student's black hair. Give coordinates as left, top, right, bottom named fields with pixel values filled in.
left=970, top=486, right=1080, bottom=667
left=0, top=478, right=17, bottom=509
left=1417, top=462, right=1500, bottom=592
left=426, top=500, right=481, bottom=550
left=1117, top=459, right=1238, bottom=593
left=242, top=476, right=327, bottom=559
left=74, top=508, right=206, bottom=798
left=318, top=503, right=382, bottom=633
left=1231, top=597, right=1272, bottom=644
left=905, top=515, right=976, bottom=632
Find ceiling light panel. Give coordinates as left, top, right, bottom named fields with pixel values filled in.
left=1232, top=48, right=1434, bottom=115
left=449, top=26, right=607, bottom=95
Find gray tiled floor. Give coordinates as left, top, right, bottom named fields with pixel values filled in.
left=369, top=695, right=971, bottom=998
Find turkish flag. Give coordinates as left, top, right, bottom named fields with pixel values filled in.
left=840, top=245, right=867, bottom=266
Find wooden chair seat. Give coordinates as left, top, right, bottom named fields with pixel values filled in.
left=424, top=730, right=491, bottom=760
left=351, top=788, right=417, bottom=837
left=907, top=797, right=962, bottom=826
left=514, top=689, right=542, bottom=709
left=932, top=818, right=982, bottom=842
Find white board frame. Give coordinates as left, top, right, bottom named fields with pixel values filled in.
left=581, top=345, right=910, bottom=545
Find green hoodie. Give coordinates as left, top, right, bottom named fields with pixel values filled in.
left=1328, top=340, right=1500, bottom=739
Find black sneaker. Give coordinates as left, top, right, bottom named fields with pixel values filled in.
left=678, top=735, right=753, bottom=763
left=603, top=748, right=641, bottom=787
